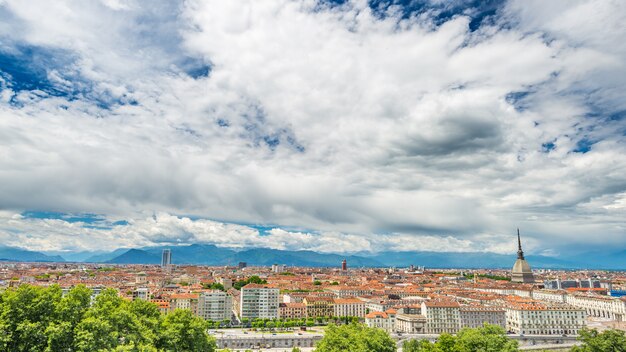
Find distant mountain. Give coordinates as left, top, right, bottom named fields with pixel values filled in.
left=84, top=248, right=130, bottom=263
left=106, top=249, right=160, bottom=264
left=102, top=245, right=381, bottom=267
left=224, top=248, right=382, bottom=267
left=50, top=244, right=626, bottom=270
left=0, top=246, right=65, bottom=262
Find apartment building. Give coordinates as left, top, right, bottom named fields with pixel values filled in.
left=239, top=284, right=279, bottom=319
left=505, top=303, right=586, bottom=335
left=303, top=296, right=334, bottom=318
left=459, top=306, right=506, bottom=329
left=565, top=293, right=626, bottom=321
left=365, top=311, right=392, bottom=331
left=421, top=301, right=461, bottom=334
left=169, top=293, right=199, bottom=315
left=279, top=302, right=307, bottom=319
left=333, top=298, right=366, bottom=317
left=197, top=290, right=233, bottom=321
left=395, top=313, right=427, bottom=334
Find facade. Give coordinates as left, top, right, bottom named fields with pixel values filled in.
left=505, top=304, right=586, bottom=335
left=395, top=313, right=427, bottom=334
left=511, top=230, right=535, bottom=283
left=459, top=306, right=506, bottom=329
left=239, top=284, right=279, bottom=319
left=365, top=311, right=391, bottom=331
left=169, top=293, right=199, bottom=315
left=279, top=303, right=307, bottom=319
left=303, top=296, right=334, bottom=318
left=333, top=298, right=366, bottom=317
left=329, top=287, right=373, bottom=298
left=161, top=249, right=172, bottom=268
left=132, top=287, right=149, bottom=301
left=197, top=290, right=233, bottom=321
left=421, top=301, right=461, bottom=334
left=565, top=294, right=626, bottom=321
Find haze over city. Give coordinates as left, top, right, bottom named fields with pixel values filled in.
left=1, top=0, right=625, bottom=262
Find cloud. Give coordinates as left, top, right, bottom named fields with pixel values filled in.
left=0, top=0, right=624, bottom=256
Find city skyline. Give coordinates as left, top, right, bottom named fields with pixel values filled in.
left=1, top=0, right=625, bottom=260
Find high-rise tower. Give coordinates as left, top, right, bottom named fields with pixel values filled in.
left=341, top=259, right=347, bottom=271
left=511, top=229, right=534, bottom=283
left=161, top=249, right=172, bottom=268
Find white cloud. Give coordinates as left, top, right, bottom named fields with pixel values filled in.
left=0, top=0, right=624, bottom=256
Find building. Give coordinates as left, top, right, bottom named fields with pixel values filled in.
left=238, top=262, right=247, bottom=269
left=161, top=249, right=172, bottom=268
left=505, top=303, right=586, bottom=335
left=197, top=290, right=233, bottom=322
left=132, top=287, right=149, bottom=301
left=341, top=259, right=347, bottom=271
left=279, top=303, right=307, bottom=319
left=217, top=277, right=233, bottom=290
left=394, top=313, right=427, bottom=334
left=421, top=301, right=461, bottom=334
left=169, top=293, right=199, bottom=315
left=365, top=311, right=391, bottom=331
left=272, top=264, right=287, bottom=273
left=459, top=306, right=506, bottom=329
left=564, top=294, right=626, bottom=321
left=239, top=284, right=279, bottom=319
left=303, top=296, right=334, bottom=318
left=333, top=298, right=366, bottom=318
left=511, top=230, right=535, bottom=283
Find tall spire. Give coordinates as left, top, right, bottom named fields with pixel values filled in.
left=517, top=228, right=525, bottom=260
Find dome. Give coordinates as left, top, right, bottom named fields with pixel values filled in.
left=512, top=259, right=532, bottom=274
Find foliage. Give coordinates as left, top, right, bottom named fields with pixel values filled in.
left=571, top=328, right=626, bottom=352
left=0, top=284, right=216, bottom=352
left=233, top=276, right=267, bottom=290
left=313, top=281, right=322, bottom=286
left=463, top=274, right=511, bottom=281
left=402, top=324, right=518, bottom=352
left=202, top=282, right=225, bottom=291
left=314, top=323, right=396, bottom=352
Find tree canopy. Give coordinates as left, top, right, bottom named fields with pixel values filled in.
left=0, top=284, right=216, bottom=352
left=403, top=324, right=518, bottom=352
left=314, top=323, right=396, bottom=352
left=572, top=328, right=626, bottom=352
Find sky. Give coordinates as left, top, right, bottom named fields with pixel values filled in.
left=0, top=0, right=625, bottom=257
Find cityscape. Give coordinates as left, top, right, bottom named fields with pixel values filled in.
left=1, top=233, right=626, bottom=350
left=1, top=0, right=626, bottom=351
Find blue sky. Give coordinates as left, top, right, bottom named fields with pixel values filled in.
left=0, top=0, right=625, bottom=257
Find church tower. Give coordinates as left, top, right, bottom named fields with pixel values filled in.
left=511, top=229, right=535, bottom=283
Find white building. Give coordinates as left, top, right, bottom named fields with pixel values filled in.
left=198, top=290, right=233, bottom=321
left=239, top=284, right=279, bottom=319
left=532, top=290, right=567, bottom=304
left=459, top=306, right=506, bottom=329
left=421, top=301, right=461, bottom=334
left=505, top=304, right=586, bottom=335
left=365, top=311, right=392, bottom=332
left=333, top=298, right=366, bottom=318
left=394, top=313, right=427, bottom=334
left=565, top=294, right=626, bottom=321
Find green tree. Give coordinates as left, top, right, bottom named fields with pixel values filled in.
left=455, top=324, right=518, bottom=352
left=315, top=323, right=396, bottom=352
left=403, top=324, right=518, bottom=352
left=403, top=339, right=436, bottom=352
left=158, top=309, right=217, bottom=352
left=572, top=328, right=626, bottom=352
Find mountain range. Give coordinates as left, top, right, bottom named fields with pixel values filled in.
left=0, top=244, right=624, bottom=269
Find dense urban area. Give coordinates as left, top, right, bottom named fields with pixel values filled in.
left=2, top=238, right=626, bottom=351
